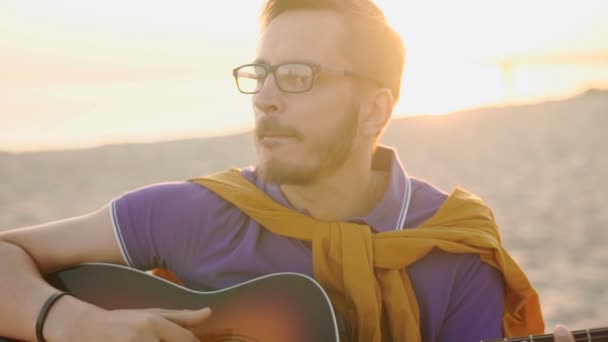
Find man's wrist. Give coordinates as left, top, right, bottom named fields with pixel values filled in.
left=36, top=292, right=68, bottom=342
left=41, top=294, right=98, bottom=342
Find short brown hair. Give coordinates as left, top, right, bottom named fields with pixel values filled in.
left=260, top=0, right=406, bottom=103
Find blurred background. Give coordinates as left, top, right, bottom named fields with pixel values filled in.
left=1, top=0, right=607, bottom=152
left=1, top=0, right=607, bottom=333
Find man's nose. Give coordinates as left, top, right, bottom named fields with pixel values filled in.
left=253, top=73, right=283, bottom=114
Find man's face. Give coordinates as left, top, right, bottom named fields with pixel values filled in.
left=253, top=10, right=360, bottom=185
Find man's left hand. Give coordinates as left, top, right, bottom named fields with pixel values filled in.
left=553, top=324, right=575, bottom=342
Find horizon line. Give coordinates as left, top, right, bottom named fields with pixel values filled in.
left=2, top=87, right=606, bottom=155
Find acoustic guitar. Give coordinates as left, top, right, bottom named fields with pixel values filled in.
left=1, top=263, right=343, bottom=342
left=0, top=263, right=605, bottom=341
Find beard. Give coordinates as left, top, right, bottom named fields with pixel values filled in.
left=255, top=105, right=359, bottom=185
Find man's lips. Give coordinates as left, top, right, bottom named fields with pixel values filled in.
left=257, top=130, right=298, bottom=139
left=257, top=133, right=298, bottom=147
left=255, top=117, right=300, bottom=142
left=260, top=133, right=294, bottom=139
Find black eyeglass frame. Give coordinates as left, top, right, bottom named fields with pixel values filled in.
left=232, top=62, right=382, bottom=94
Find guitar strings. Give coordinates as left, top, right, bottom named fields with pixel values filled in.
left=494, top=332, right=608, bottom=342
left=573, top=332, right=608, bottom=342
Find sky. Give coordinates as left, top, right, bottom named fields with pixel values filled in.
left=1, top=0, right=608, bottom=152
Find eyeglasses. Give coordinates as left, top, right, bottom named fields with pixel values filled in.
left=232, top=62, right=381, bottom=94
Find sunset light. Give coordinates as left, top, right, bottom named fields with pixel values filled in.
left=1, top=0, right=607, bottom=151
left=1, top=1, right=607, bottom=333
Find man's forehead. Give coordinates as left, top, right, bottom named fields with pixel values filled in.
left=255, top=9, right=349, bottom=66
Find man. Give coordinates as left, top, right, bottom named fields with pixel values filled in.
left=0, top=0, right=577, bottom=341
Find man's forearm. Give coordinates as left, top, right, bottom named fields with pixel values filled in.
left=0, top=241, right=79, bottom=341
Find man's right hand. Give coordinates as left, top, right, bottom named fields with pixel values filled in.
left=44, top=297, right=212, bottom=342
left=0, top=204, right=152, bottom=340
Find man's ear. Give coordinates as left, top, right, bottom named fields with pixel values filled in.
left=359, top=88, right=394, bottom=137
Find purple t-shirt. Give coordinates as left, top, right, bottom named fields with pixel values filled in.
left=111, top=146, right=504, bottom=341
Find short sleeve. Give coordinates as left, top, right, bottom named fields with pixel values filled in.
left=110, top=181, right=212, bottom=272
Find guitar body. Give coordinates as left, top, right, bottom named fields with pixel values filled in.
left=2, top=263, right=606, bottom=341
left=1, top=263, right=341, bottom=342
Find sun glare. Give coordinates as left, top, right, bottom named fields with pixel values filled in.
left=396, top=58, right=505, bottom=115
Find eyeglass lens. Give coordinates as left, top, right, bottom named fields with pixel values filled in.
left=236, top=64, right=314, bottom=93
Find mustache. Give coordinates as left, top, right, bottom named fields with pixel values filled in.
left=255, top=117, right=301, bottom=140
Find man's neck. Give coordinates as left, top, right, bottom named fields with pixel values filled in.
left=279, top=160, right=389, bottom=222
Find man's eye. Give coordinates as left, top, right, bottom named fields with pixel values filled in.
left=283, top=72, right=307, bottom=83
left=286, top=70, right=301, bottom=78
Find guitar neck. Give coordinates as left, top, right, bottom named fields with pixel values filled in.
left=484, top=327, right=608, bottom=342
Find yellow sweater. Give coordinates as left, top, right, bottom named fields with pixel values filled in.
left=191, top=169, right=544, bottom=341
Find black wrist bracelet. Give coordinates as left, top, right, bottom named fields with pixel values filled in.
left=36, top=291, right=68, bottom=342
